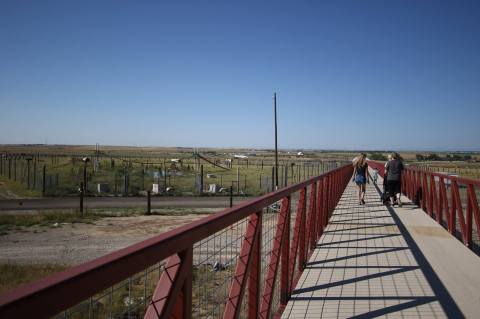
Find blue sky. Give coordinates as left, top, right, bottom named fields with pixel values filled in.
left=0, top=1, right=479, bottom=151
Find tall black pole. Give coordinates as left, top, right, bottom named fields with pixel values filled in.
left=79, top=182, right=84, bottom=216
left=42, top=165, right=46, bottom=196
left=83, top=162, right=88, bottom=194
left=274, top=92, right=279, bottom=190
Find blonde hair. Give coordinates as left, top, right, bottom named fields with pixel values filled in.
left=353, top=153, right=367, bottom=168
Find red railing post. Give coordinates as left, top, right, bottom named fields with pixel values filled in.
left=288, top=189, right=305, bottom=295
left=248, top=211, right=262, bottom=319
left=449, top=180, right=457, bottom=236
left=430, top=175, right=440, bottom=223
left=323, top=177, right=329, bottom=228
left=452, top=180, right=467, bottom=245
left=144, top=246, right=193, bottom=319
left=467, top=184, right=480, bottom=242
left=298, top=188, right=307, bottom=271
left=440, top=177, right=449, bottom=226
left=428, top=174, right=434, bottom=218
left=280, top=196, right=291, bottom=306
left=259, top=198, right=289, bottom=319
left=224, top=212, right=262, bottom=319
left=307, top=182, right=317, bottom=253
left=422, top=172, right=428, bottom=212
left=316, top=180, right=323, bottom=241
left=467, top=187, right=473, bottom=247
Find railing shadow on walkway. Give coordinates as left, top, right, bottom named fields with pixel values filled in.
left=286, top=181, right=465, bottom=318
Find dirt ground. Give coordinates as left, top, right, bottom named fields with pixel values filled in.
left=0, top=213, right=210, bottom=266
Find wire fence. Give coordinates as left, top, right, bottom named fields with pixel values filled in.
left=0, top=153, right=342, bottom=197
left=47, top=202, right=299, bottom=319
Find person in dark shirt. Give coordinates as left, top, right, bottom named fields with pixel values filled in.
left=385, top=152, right=404, bottom=206
left=352, top=153, right=369, bottom=205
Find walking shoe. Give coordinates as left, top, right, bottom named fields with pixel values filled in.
left=398, top=202, right=402, bottom=207
left=361, top=199, right=365, bottom=205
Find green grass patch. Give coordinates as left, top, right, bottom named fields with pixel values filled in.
left=0, top=263, right=67, bottom=294
left=0, top=176, right=41, bottom=198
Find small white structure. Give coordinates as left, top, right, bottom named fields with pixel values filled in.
left=207, top=173, right=216, bottom=178
left=209, top=184, right=220, bottom=193
left=234, top=154, right=248, bottom=159
left=152, top=184, right=159, bottom=194
left=97, top=183, right=109, bottom=193
left=297, top=152, right=305, bottom=157
left=171, top=159, right=182, bottom=163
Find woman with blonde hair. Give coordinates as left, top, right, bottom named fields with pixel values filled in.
left=352, top=153, right=369, bottom=205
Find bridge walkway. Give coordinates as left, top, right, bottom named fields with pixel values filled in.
left=281, top=179, right=480, bottom=318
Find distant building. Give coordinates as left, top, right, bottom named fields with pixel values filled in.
left=234, top=154, right=248, bottom=159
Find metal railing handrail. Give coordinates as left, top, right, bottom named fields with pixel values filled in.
left=368, top=160, right=480, bottom=249
left=0, top=164, right=353, bottom=318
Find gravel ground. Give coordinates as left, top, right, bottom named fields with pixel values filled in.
left=0, top=214, right=209, bottom=266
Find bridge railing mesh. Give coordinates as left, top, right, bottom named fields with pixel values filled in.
left=369, top=160, right=480, bottom=254
left=0, top=164, right=353, bottom=319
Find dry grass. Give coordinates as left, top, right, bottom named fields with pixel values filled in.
left=0, top=263, right=67, bottom=294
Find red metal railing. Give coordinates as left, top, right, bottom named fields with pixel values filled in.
left=0, top=164, right=353, bottom=318
left=369, top=160, right=480, bottom=249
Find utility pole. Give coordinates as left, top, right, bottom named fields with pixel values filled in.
left=274, top=92, right=279, bottom=190
left=81, top=157, right=90, bottom=213
left=82, top=157, right=90, bottom=194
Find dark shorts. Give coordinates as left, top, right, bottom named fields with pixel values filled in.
left=387, top=180, right=401, bottom=195
left=355, top=174, right=366, bottom=185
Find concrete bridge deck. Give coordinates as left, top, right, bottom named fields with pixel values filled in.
left=282, top=180, right=480, bottom=318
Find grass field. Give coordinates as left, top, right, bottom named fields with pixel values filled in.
left=1, top=145, right=479, bottom=199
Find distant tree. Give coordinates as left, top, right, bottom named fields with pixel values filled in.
left=426, top=153, right=441, bottom=161
left=452, top=154, right=463, bottom=161
left=464, top=154, right=472, bottom=161
left=446, top=154, right=452, bottom=161
left=416, top=154, right=425, bottom=161
left=369, top=153, right=387, bottom=161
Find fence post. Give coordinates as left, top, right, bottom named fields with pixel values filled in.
left=236, top=167, right=240, bottom=195
left=146, top=190, right=151, bottom=215
left=229, top=185, right=233, bottom=208
left=42, top=165, right=46, bottom=196
left=33, top=159, right=37, bottom=190
left=79, top=182, right=84, bottom=216
left=199, top=165, right=204, bottom=194
left=124, top=166, right=128, bottom=196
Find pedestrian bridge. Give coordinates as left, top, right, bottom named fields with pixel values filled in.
left=1, top=162, right=479, bottom=318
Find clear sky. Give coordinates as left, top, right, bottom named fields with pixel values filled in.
left=0, top=1, right=479, bottom=151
